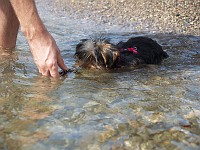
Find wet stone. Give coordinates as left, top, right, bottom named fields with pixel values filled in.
left=87, top=144, right=101, bottom=150
left=47, top=133, right=71, bottom=148
left=179, top=119, right=192, bottom=128
left=0, top=137, right=4, bottom=144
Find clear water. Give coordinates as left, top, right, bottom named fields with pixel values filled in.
left=0, top=1, right=200, bottom=150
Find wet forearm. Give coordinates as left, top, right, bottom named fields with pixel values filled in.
left=10, top=0, right=47, bottom=40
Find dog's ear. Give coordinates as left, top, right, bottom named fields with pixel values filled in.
left=101, top=44, right=120, bottom=69
left=113, top=51, right=120, bottom=61
left=100, top=49, right=110, bottom=67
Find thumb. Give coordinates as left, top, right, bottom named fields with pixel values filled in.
left=57, top=49, right=68, bottom=71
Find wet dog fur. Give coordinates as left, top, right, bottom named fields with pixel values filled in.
left=74, top=36, right=169, bottom=70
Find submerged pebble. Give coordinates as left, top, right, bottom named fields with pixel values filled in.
left=179, top=119, right=192, bottom=128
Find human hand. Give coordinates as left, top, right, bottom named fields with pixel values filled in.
left=9, top=0, right=68, bottom=77
left=28, top=31, right=68, bottom=78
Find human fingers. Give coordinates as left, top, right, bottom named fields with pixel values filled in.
left=48, top=62, right=60, bottom=78
left=35, top=63, right=42, bottom=74
left=35, top=61, right=52, bottom=77
left=41, top=69, right=51, bottom=77
left=57, top=49, right=68, bottom=71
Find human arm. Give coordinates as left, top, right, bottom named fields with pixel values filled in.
left=10, top=0, right=68, bottom=77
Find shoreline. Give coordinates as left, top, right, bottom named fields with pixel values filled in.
left=53, top=0, right=199, bottom=36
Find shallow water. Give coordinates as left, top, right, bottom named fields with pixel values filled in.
left=0, top=1, right=200, bottom=150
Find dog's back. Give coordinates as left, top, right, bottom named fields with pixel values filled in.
left=117, top=37, right=169, bottom=65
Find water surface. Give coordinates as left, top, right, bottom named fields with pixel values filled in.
left=0, top=1, right=200, bottom=150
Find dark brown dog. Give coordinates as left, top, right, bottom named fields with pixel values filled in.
left=74, top=36, right=168, bottom=70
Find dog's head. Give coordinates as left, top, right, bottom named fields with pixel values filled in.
left=75, top=39, right=120, bottom=69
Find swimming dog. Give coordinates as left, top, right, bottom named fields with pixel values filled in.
left=74, top=36, right=168, bottom=70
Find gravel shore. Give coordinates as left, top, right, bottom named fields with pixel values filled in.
left=53, top=0, right=199, bottom=35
